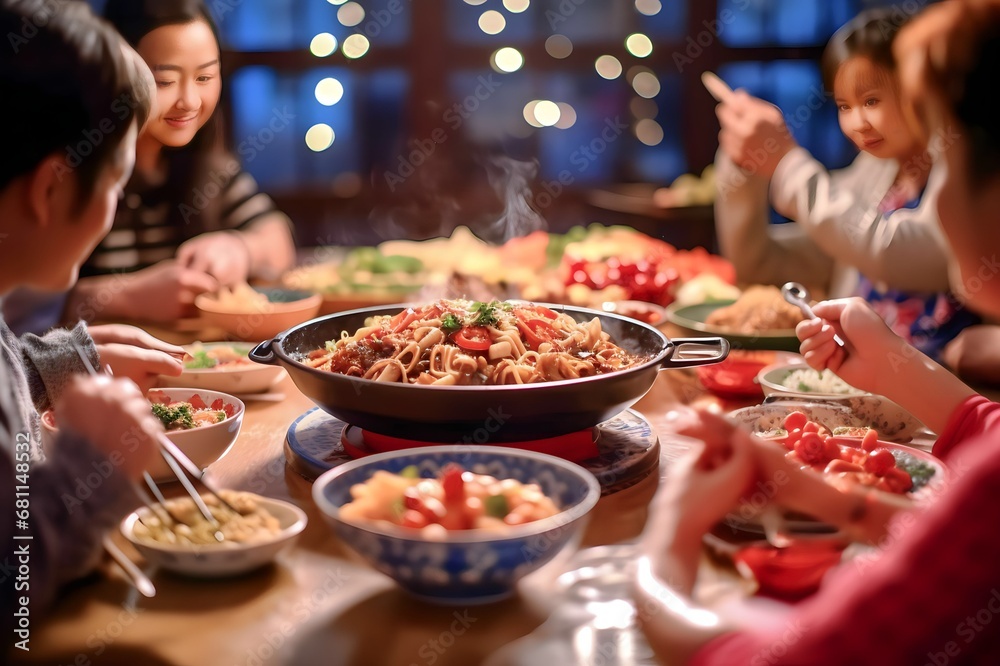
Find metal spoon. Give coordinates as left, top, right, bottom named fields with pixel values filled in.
left=781, top=282, right=845, bottom=348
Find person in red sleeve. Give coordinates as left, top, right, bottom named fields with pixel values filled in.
left=632, top=1, right=1000, bottom=663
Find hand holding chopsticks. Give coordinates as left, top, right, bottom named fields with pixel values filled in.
left=71, top=342, right=234, bottom=538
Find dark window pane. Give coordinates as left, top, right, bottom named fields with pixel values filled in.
left=719, top=60, right=855, bottom=169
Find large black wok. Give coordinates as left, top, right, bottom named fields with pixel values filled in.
left=250, top=304, right=729, bottom=442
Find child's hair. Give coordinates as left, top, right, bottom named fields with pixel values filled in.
left=0, top=0, right=151, bottom=202
left=821, top=8, right=911, bottom=93
left=103, top=0, right=226, bottom=229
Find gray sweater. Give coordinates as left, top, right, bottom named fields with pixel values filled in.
left=1, top=316, right=136, bottom=650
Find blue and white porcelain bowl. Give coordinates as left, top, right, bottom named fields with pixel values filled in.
left=312, top=445, right=601, bottom=604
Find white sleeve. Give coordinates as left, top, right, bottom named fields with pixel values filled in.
left=769, top=148, right=953, bottom=293
left=714, top=150, right=833, bottom=290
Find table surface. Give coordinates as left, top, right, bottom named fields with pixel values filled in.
left=10, top=320, right=943, bottom=666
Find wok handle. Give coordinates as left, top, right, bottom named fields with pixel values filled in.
left=249, top=339, right=278, bottom=365
left=661, top=337, right=730, bottom=369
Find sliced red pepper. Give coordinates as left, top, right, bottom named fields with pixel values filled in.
left=452, top=326, right=491, bottom=351
left=514, top=305, right=558, bottom=320
left=389, top=307, right=420, bottom=333
left=516, top=318, right=560, bottom=351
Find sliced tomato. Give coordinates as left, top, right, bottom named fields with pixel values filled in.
left=188, top=394, right=207, bottom=410
left=514, top=305, right=558, bottom=320
left=211, top=398, right=224, bottom=411
left=452, top=326, right=491, bottom=351
left=516, top=318, right=560, bottom=351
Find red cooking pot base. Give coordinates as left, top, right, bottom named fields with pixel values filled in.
left=341, top=424, right=600, bottom=463
left=285, top=407, right=660, bottom=495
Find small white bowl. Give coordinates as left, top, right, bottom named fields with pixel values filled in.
left=157, top=342, right=285, bottom=394
left=121, top=494, right=307, bottom=577
left=757, top=362, right=867, bottom=400
left=145, top=388, right=245, bottom=480
left=43, top=388, right=246, bottom=482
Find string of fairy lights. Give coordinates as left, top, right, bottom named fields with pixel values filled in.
left=303, top=0, right=667, bottom=151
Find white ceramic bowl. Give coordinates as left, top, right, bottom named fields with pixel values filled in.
left=145, top=388, right=245, bottom=480
left=43, top=388, right=246, bottom=482
left=157, top=342, right=286, bottom=394
left=757, top=362, right=868, bottom=400
left=121, top=494, right=307, bottom=577
left=728, top=399, right=927, bottom=443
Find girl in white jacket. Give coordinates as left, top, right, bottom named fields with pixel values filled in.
left=713, top=9, right=979, bottom=361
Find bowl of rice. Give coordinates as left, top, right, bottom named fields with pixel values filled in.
left=757, top=363, right=867, bottom=399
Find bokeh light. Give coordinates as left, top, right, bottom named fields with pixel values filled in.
left=545, top=34, right=573, bottom=59
left=554, top=103, right=577, bottom=129
left=595, top=55, right=623, bottom=79
left=309, top=33, right=337, bottom=57
left=492, top=47, right=524, bottom=73
left=342, top=34, right=370, bottom=59
left=635, top=119, right=664, bottom=146
left=625, top=33, right=653, bottom=58
left=479, top=10, right=506, bottom=34
left=337, top=2, right=365, bottom=27
left=534, top=100, right=561, bottom=127
left=635, top=0, right=661, bottom=16
left=305, top=124, right=335, bottom=151
left=315, top=77, right=344, bottom=106
left=632, top=71, right=661, bottom=99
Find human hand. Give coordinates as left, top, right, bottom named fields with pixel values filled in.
left=89, top=324, right=186, bottom=357
left=645, top=410, right=757, bottom=547
left=55, top=375, right=162, bottom=480
left=177, top=231, right=252, bottom=287
left=119, top=261, right=218, bottom=322
left=96, top=343, right=183, bottom=393
left=716, top=90, right=797, bottom=179
left=795, top=297, right=909, bottom=396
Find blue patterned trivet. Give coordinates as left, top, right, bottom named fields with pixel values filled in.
left=284, top=408, right=659, bottom=495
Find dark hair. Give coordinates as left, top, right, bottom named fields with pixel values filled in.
left=821, top=9, right=910, bottom=93
left=103, top=0, right=226, bottom=229
left=957, top=24, right=1000, bottom=183
left=0, top=0, right=151, bottom=200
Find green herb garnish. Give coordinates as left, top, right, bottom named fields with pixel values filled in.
left=484, top=494, right=509, bottom=518
left=440, top=313, right=462, bottom=333
left=470, top=300, right=501, bottom=328
left=150, top=403, right=195, bottom=431
left=184, top=350, right=217, bottom=370
left=892, top=451, right=937, bottom=491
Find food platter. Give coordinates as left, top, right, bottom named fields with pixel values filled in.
left=665, top=300, right=801, bottom=351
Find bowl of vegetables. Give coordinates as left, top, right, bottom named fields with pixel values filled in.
left=157, top=342, right=286, bottom=394
left=145, top=388, right=245, bottom=481
left=312, top=445, right=601, bottom=604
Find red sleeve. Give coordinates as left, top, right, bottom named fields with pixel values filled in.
left=933, top=394, right=1000, bottom=461
left=690, top=437, right=1000, bottom=665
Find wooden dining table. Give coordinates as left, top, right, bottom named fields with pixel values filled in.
left=7, top=318, right=933, bottom=666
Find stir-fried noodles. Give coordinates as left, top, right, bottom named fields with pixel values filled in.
left=305, top=299, right=646, bottom=385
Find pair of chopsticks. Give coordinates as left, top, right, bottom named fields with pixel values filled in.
left=70, top=343, right=236, bottom=594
